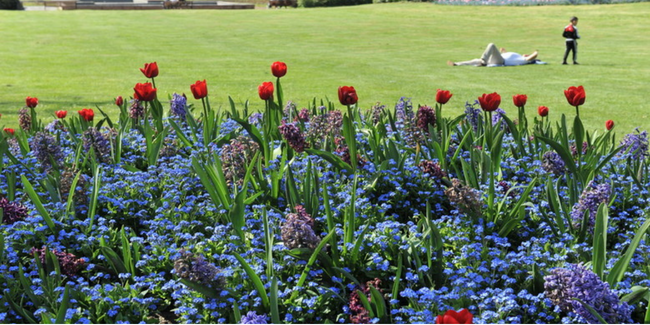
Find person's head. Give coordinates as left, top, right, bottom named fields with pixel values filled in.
left=570, top=16, right=579, bottom=25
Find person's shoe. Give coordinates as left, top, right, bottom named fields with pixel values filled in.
left=562, top=62, right=568, bottom=65
left=573, top=62, right=579, bottom=65
left=447, top=60, right=456, bottom=66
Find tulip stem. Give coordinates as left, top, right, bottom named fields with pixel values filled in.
left=575, top=106, right=580, bottom=119
left=435, top=103, right=442, bottom=130
left=202, top=97, right=211, bottom=146
left=518, top=106, right=527, bottom=136
left=151, top=78, right=157, bottom=97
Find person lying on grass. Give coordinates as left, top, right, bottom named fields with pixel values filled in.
left=448, top=43, right=540, bottom=67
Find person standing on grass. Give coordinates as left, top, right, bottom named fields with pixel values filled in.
left=562, top=16, right=580, bottom=65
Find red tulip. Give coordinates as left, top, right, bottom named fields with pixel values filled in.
left=3, top=128, right=15, bottom=136
left=606, top=120, right=614, bottom=130
left=538, top=106, right=549, bottom=117
left=512, top=94, right=527, bottom=108
left=477, top=92, right=501, bottom=112
left=140, top=62, right=159, bottom=79
left=338, top=86, right=358, bottom=106
left=436, top=89, right=453, bottom=105
left=190, top=80, right=208, bottom=100
left=258, top=81, right=274, bottom=101
left=55, top=110, right=67, bottom=119
left=436, top=309, right=473, bottom=324
left=78, top=108, right=94, bottom=122
left=271, top=61, right=287, bottom=78
left=134, top=82, right=157, bottom=101
left=25, top=96, right=38, bottom=108
left=115, top=96, right=123, bottom=107
left=564, top=85, right=586, bottom=107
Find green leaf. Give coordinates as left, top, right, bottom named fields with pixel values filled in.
left=343, top=111, right=358, bottom=172
left=54, top=285, right=70, bottom=324
left=231, top=116, right=270, bottom=162
left=230, top=185, right=248, bottom=243
left=350, top=224, right=370, bottom=265
left=270, top=276, right=281, bottom=324
left=232, top=300, right=242, bottom=324
left=233, top=252, right=270, bottom=309
left=344, top=176, right=359, bottom=253
left=321, top=178, right=339, bottom=265
left=592, top=204, right=608, bottom=279
left=64, top=171, right=81, bottom=217
left=120, top=227, right=134, bottom=276
left=498, top=204, right=527, bottom=237
left=356, top=290, right=375, bottom=319
left=42, top=175, right=61, bottom=204
left=191, top=156, right=231, bottom=216
left=490, top=129, right=504, bottom=175
left=460, top=158, right=478, bottom=189
left=545, top=178, right=566, bottom=234
left=285, top=167, right=300, bottom=210
left=571, top=298, right=608, bottom=324
left=509, top=179, right=537, bottom=218
left=369, top=286, right=386, bottom=319
left=148, top=126, right=167, bottom=167
left=6, top=170, right=16, bottom=201
left=592, top=145, right=625, bottom=175
left=498, top=179, right=537, bottom=237
left=451, top=129, right=473, bottom=163
left=18, top=265, right=41, bottom=306
left=573, top=115, right=585, bottom=158
left=20, top=175, right=56, bottom=235
left=305, top=148, right=353, bottom=176
left=431, top=141, right=446, bottom=169
left=5, top=294, right=38, bottom=324
left=100, top=246, right=128, bottom=275
left=41, top=312, right=54, bottom=324
left=531, top=262, right=545, bottom=295
left=291, top=229, right=336, bottom=302
left=391, top=254, right=403, bottom=304
left=620, top=286, right=649, bottom=305
left=287, top=248, right=314, bottom=260
left=501, top=114, right=525, bottom=154
left=577, top=208, right=591, bottom=244
left=333, top=266, right=361, bottom=288
left=86, top=165, right=102, bottom=234
left=45, top=249, right=62, bottom=281
left=275, top=78, right=284, bottom=120
left=262, top=208, right=274, bottom=278
left=0, top=233, right=5, bottom=262
left=536, top=135, right=578, bottom=176
left=168, top=119, right=194, bottom=149
left=179, top=278, right=221, bottom=298
left=607, top=215, right=650, bottom=287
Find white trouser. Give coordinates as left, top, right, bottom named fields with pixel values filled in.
left=455, top=43, right=504, bottom=66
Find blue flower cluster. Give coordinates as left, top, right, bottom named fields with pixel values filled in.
left=1, top=87, right=650, bottom=325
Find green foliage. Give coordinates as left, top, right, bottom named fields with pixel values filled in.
left=0, top=0, right=23, bottom=11
left=607, top=215, right=650, bottom=288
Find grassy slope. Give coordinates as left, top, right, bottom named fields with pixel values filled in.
left=0, top=2, right=649, bottom=132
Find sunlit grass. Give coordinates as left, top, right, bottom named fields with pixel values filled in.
left=0, top=2, right=649, bottom=132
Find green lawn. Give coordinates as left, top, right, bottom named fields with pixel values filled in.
left=1, top=2, right=649, bottom=132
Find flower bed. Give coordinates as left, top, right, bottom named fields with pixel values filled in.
left=1, top=61, right=649, bottom=324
